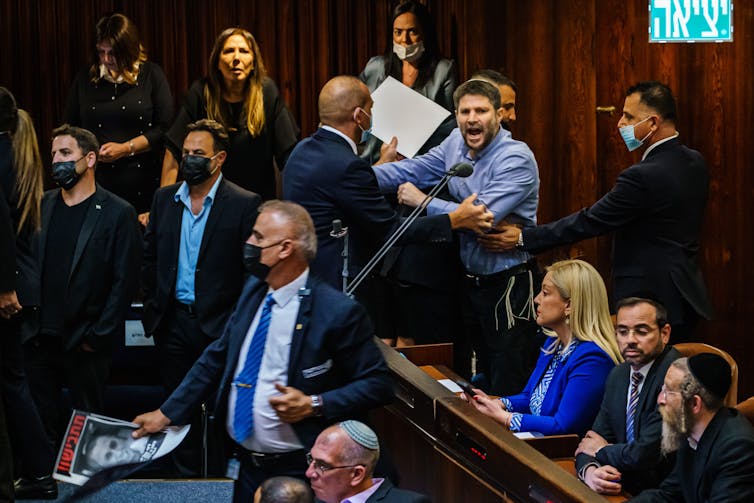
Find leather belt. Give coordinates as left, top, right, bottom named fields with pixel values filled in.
left=236, top=448, right=306, bottom=469
left=173, top=301, right=197, bottom=315
left=464, top=261, right=532, bottom=288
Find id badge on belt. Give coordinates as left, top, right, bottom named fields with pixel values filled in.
left=226, top=453, right=241, bottom=480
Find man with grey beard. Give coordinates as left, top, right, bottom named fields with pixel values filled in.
left=630, top=354, right=754, bottom=502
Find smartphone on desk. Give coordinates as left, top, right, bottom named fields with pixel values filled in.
left=455, top=379, right=477, bottom=397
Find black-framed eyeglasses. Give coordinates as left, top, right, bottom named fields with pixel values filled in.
left=305, top=452, right=363, bottom=475
left=615, top=325, right=659, bottom=338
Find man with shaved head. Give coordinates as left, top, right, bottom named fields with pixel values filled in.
left=283, top=75, right=492, bottom=292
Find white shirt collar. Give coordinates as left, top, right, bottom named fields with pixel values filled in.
left=642, top=132, right=679, bottom=160
left=321, top=125, right=358, bottom=155
left=268, top=268, right=310, bottom=308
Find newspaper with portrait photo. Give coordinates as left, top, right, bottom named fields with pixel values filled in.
left=53, top=410, right=189, bottom=496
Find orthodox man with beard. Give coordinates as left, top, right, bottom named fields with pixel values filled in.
left=630, top=354, right=754, bottom=502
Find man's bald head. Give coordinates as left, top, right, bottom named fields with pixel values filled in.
left=318, top=76, right=371, bottom=127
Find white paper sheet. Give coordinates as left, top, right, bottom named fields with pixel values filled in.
left=438, top=378, right=463, bottom=393
left=370, top=76, right=452, bottom=158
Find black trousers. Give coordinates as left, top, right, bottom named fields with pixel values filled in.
left=232, top=450, right=308, bottom=503
left=361, top=275, right=462, bottom=345
left=462, top=263, right=543, bottom=397
left=1, top=315, right=55, bottom=478
left=155, top=305, right=216, bottom=477
left=0, top=330, right=13, bottom=503
left=24, top=333, right=110, bottom=445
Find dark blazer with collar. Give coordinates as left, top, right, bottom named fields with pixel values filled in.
left=522, top=137, right=713, bottom=325
left=141, top=177, right=261, bottom=338
left=29, top=185, right=141, bottom=351
left=630, top=408, right=754, bottom=503
left=576, top=346, right=681, bottom=494
left=0, top=135, right=17, bottom=293
left=282, top=128, right=453, bottom=289
left=160, top=274, right=394, bottom=449
left=364, top=479, right=431, bottom=503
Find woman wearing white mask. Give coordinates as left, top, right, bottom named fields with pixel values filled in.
left=357, top=1, right=461, bottom=351
left=359, top=0, right=457, bottom=163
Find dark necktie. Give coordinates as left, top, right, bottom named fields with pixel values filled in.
left=233, top=293, right=275, bottom=443
left=626, top=371, right=644, bottom=443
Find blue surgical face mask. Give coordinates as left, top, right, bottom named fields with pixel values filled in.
left=619, top=116, right=653, bottom=152
left=356, top=108, right=373, bottom=144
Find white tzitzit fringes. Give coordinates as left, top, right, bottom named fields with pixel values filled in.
left=494, top=270, right=536, bottom=331
left=494, top=275, right=517, bottom=331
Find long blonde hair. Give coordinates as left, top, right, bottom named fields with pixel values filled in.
left=205, top=28, right=267, bottom=138
left=545, top=259, right=622, bottom=364
left=11, top=110, right=43, bottom=232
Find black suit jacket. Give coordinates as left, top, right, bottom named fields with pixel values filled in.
left=141, top=177, right=261, bottom=338
left=282, top=128, right=453, bottom=289
left=0, top=135, right=17, bottom=294
left=576, top=346, right=680, bottom=494
left=161, top=274, right=394, bottom=449
left=630, top=408, right=754, bottom=503
left=522, top=137, right=713, bottom=324
left=30, top=185, right=141, bottom=351
left=365, top=479, right=430, bottom=503
left=366, top=479, right=430, bottom=503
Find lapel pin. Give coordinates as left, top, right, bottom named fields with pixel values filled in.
left=296, top=323, right=303, bottom=330
left=95, top=204, right=102, bottom=210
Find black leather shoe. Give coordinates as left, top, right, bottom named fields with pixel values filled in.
left=13, top=475, right=58, bottom=500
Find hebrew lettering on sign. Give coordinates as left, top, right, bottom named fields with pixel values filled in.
left=650, top=0, right=733, bottom=42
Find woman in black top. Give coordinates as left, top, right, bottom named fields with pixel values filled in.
left=64, top=13, right=173, bottom=213
left=162, top=27, right=299, bottom=200
left=0, top=87, right=57, bottom=500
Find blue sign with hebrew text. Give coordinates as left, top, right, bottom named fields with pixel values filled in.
left=650, top=0, right=733, bottom=42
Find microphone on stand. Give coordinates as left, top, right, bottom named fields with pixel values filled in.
left=345, top=162, right=474, bottom=297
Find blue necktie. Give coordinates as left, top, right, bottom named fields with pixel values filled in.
left=626, top=371, right=644, bottom=443
left=233, top=293, right=275, bottom=443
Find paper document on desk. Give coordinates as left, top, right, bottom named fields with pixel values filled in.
left=371, top=76, right=451, bottom=159
left=438, top=379, right=463, bottom=393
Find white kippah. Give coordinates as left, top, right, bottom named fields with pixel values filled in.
left=339, top=420, right=378, bottom=450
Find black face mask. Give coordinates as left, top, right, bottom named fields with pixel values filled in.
left=51, top=158, right=84, bottom=190
left=243, top=241, right=283, bottom=279
left=181, top=154, right=218, bottom=186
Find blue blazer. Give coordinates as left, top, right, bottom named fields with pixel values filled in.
left=160, top=274, right=394, bottom=449
left=505, top=338, right=616, bottom=436
left=282, top=128, right=452, bottom=288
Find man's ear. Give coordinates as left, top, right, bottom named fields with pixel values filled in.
left=349, top=465, right=368, bottom=487
left=86, top=151, right=97, bottom=169
left=215, top=150, right=228, bottom=166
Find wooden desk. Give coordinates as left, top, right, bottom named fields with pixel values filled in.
left=374, top=341, right=616, bottom=502
left=419, top=364, right=581, bottom=459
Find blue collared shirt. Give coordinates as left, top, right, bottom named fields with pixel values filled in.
left=174, top=174, right=223, bottom=303
left=373, top=127, right=539, bottom=274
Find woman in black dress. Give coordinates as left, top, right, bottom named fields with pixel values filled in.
left=64, top=13, right=173, bottom=213
left=161, top=27, right=299, bottom=200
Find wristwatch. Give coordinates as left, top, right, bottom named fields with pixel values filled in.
left=310, top=395, right=324, bottom=417
left=517, top=229, right=524, bottom=248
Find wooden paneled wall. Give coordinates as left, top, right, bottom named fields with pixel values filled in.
left=2, top=0, right=752, bottom=397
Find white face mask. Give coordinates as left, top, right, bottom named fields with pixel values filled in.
left=393, top=41, right=425, bottom=63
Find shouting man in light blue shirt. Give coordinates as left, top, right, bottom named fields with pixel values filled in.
left=373, top=79, right=541, bottom=396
